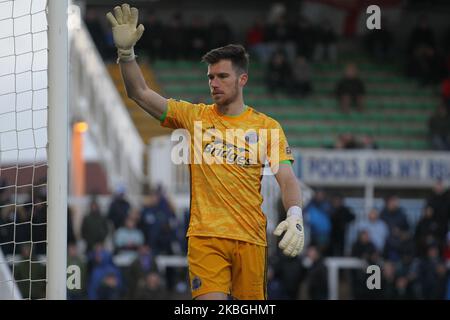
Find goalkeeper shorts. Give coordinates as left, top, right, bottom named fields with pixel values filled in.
left=187, top=235, right=267, bottom=300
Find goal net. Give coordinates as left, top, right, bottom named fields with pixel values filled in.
left=0, top=0, right=68, bottom=300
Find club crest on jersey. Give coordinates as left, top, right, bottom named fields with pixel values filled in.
left=192, top=276, right=202, bottom=291
left=245, top=132, right=258, bottom=144
left=286, top=146, right=292, bottom=155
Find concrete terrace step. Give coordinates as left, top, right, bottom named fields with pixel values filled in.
left=154, top=66, right=417, bottom=80
left=158, top=91, right=437, bottom=109
left=153, top=70, right=407, bottom=85
left=252, top=102, right=436, bottom=113
left=266, top=111, right=428, bottom=123
left=232, top=92, right=432, bottom=105
left=157, top=78, right=428, bottom=93
left=163, top=84, right=435, bottom=98
left=155, top=72, right=413, bottom=84
left=281, top=123, right=426, bottom=136
left=152, top=60, right=400, bottom=72
left=155, top=93, right=437, bottom=105
left=279, top=117, right=426, bottom=127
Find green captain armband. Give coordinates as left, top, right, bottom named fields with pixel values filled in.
left=280, top=160, right=292, bottom=165
left=159, top=109, right=168, bottom=122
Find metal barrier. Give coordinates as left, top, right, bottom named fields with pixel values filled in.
left=324, top=257, right=367, bottom=300
left=151, top=255, right=368, bottom=301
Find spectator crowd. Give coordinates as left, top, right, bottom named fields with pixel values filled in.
left=1, top=172, right=450, bottom=300
left=268, top=181, right=450, bottom=300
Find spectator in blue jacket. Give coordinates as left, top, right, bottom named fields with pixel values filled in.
left=87, top=244, right=123, bottom=300
left=305, top=189, right=331, bottom=253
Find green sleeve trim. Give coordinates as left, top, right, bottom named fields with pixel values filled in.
left=280, top=160, right=293, bottom=165
left=224, top=105, right=248, bottom=118
left=159, top=109, right=168, bottom=122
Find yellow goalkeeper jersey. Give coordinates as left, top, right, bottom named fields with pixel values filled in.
left=161, top=99, right=293, bottom=246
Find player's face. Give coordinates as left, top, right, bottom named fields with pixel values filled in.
left=207, top=60, right=247, bottom=106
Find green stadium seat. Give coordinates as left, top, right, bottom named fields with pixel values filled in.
left=158, top=74, right=203, bottom=81
left=408, top=140, right=429, bottom=149
left=378, top=140, right=405, bottom=149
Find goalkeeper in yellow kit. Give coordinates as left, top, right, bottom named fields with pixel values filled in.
left=106, top=4, right=305, bottom=300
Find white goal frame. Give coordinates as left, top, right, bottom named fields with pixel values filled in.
left=46, top=0, right=68, bottom=300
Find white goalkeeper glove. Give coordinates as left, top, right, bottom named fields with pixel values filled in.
left=273, top=206, right=304, bottom=257
left=106, top=3, right=145, bottom=62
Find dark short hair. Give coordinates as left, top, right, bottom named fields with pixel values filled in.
left=202, top=44, right=249, bottom=74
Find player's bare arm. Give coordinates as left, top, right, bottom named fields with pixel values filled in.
left=275, top=163, right=303, bottom=210
left=273, top=163, right=305, bottom=257
left=120, top=60, right=167, bottom=120
left=106, top=3, right=167, bottom=120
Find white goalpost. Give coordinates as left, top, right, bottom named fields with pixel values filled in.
left=47, top=0, right=68, bottom=300
left=0, top=0, right=68, bottom=300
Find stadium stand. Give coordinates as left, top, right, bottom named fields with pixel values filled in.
left=143, top=58, right=435, bottom=151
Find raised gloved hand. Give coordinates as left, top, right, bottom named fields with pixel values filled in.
left=106, top=3, right=145, bottom=62
left=273, top=206, right=304, bottom=257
